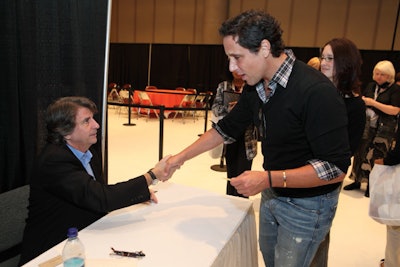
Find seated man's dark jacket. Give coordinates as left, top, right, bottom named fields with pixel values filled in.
left=218, top=60, right=351, bottom=197
left=20, top=143, right=150, bottom=264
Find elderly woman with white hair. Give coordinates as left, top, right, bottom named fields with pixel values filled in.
left=345, top=60, right=400, bottom=197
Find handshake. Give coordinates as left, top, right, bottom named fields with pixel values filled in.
left=149, top=154, right=183, bottom=182
left=148, top=152, right=270, bottom=198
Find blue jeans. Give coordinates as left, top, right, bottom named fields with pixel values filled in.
left=259, top=187, right=340, bottom=267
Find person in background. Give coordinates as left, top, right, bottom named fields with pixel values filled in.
left=310, top=37, right=365, bottom=267
left=20, top=96, right=172, bottom=265
left=320, top=38, right=366, bottom=155
left=374, top=118, right=400, bottom=267
left=307, top=56, right=320, bottom=70
left=163, top=10, right=350, bottom=267
left=211, top=70, right=255, bottom=198
left=345, top=60, right=400, bottom=197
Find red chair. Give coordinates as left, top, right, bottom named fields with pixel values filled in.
left=137, top=91, right=159, bottom=120
left=108, top=82, right=118, bottom=89
left=186, top=88, right=197, bottom=94
left=173, top=94, right=196, bottom=123
left=107, top=82, right=120, bottom=100
left=122, top=84, right=132, bottom=90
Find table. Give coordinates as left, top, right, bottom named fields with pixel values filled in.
left=133, top=90, right=197, bottom=118
left=134, top=89, right=194, bottom=108
left=23, top=183, right=258, bottom=267
left=144, top=88, right=194, bottom=95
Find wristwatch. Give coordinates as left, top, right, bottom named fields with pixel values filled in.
left=147, top=169, right=158, bottom=185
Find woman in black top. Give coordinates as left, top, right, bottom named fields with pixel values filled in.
left=345, top=60, right=400, bottom=197
left=311, top=37, right=365, bottom=267
left=319, top=38, right=366, bottom=155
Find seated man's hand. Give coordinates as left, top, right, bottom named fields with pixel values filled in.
left=152, top=155, right=173, bottom=181
left=149, top=189, right=158, bottom=204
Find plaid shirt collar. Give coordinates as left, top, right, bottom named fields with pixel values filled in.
left=256, top=49, right=296, bottom=103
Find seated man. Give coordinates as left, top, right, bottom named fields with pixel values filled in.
left=20, top=96, right=171, bottom=265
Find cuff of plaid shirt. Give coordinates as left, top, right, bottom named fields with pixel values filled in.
left=308, top=159, right=344, bottom=181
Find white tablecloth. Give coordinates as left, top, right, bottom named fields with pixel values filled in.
left=23, top=182, right=258, bottom=267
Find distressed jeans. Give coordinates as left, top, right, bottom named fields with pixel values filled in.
left=259, top=186, right=340, bottom=267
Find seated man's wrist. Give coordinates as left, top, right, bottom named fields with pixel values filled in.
left=144, top=173, right=153, bottom=185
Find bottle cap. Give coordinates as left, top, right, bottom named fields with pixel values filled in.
left=67, top=227, right=78, bottom=238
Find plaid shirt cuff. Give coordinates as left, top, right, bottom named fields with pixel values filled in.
left=308, top=159, right=344, bottom=181
left=213, top=123, right=236, bottom=144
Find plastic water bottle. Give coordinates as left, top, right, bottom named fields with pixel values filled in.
left=62, top=227, right=85, bottom=267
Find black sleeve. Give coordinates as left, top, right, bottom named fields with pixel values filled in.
left=37, top=145, right=150, bottom=213
left=384, top=120, right=400, bottom=166
left=217, top=88, right=261, bottom=140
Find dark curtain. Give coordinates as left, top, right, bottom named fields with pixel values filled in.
left=290, top=47, right=320, bottom=64
left=150, top=44, right=190, bottom=89
left=1, top=0, right=109, bottom=193
left=107, top=43, right=400, bottom=95
left=108, top=43, right=149, bottom=90
left=107, top=43, right=229, bottom=93
left=188, top=45, right=228, bottom=93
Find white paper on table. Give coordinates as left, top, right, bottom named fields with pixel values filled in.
left=86, top=258, right=138, bottom=267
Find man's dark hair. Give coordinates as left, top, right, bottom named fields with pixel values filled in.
left=46, top=96, right=98, bottom=144
left=219, top=10, right=285, bottom=57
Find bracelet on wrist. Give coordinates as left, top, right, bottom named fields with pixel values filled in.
left=267, top=170, right=272, bottom=188
left=283, top=171, right=287, bottom=188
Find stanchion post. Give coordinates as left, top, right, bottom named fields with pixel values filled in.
left=210, top=144, right=227, bottom=172
left=123, top=88, right=136, bottom=126
left=159, top=106, right=165, bottom=160
left=199, top=92, right=211, bottom=137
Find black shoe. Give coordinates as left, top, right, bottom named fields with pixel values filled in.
left=343, top=182, right=361, bottom=190
left=365, top=183, right=370, bottom=198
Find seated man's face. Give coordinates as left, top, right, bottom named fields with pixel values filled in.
left=64, top=107, right=100, bottom=152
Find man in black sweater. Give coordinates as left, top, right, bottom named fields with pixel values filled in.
left=164, top=10, right=350, bottom=267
